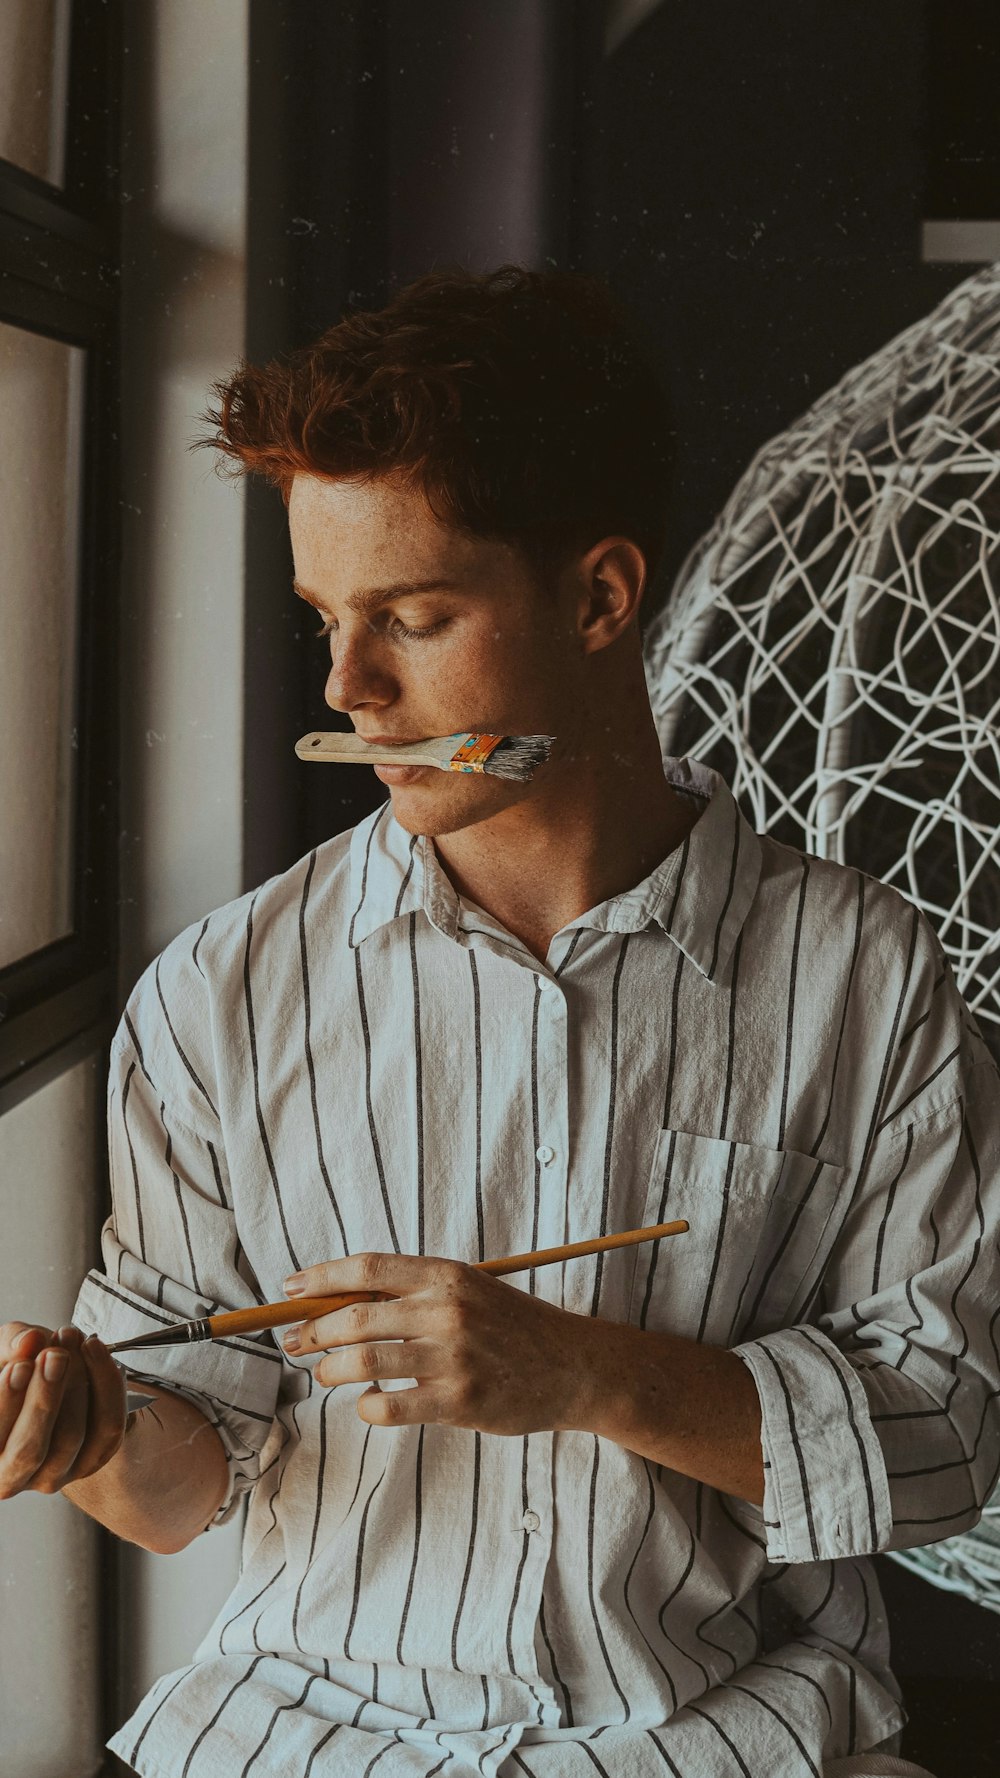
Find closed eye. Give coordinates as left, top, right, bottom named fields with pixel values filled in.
left=314, top=615, right=450, bottom=642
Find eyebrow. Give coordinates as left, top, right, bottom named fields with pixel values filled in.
left=292, top=577, right=464, bottom=616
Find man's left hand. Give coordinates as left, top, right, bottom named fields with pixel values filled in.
left=281, top=1252, right=600, bottom=1434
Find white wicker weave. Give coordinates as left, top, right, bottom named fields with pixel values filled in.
left=644, top=261, right=1000, bottom=1050
left=643, top=261, right=1000, bottom=1611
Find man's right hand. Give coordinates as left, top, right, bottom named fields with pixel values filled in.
left=0, top=1322, right=126, bottom=1499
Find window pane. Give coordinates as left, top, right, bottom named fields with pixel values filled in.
left=0, top=1053, right=104, bottom=1778
left=0, top=321, right=84, bottom=969
left=0, top=0, right=72, bottom=187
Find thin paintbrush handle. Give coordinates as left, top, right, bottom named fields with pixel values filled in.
left=474, top=1220, right=688, bottom=1277
left=204, top=1220, right=689, bottom=1340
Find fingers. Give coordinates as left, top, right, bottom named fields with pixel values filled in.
left=356, top=1383, right=427, bottom=1427
left=285, top=1297, right=427, bottom=1392
left=0, top=1323, right=53, bottom=1366
left=284, top=1251, right=458, bottom=1303
left=0, top=1344, right=78, bottom=1498
left=284, top=1294, right=415, bottom=1360
left=28, top=1340, right=90, bottom=1492
left=64, top=1335, right=126, bottom=1482
left=0, top=1355, right=37, bottom=1459
left=0, top=1324, right=127, bottom=1498
left=313, top=1334, right=429, bottom=1390
left=0, top=1323, right=65, bottom=1491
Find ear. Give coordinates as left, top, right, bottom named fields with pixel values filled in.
left=575, top=537, right=647, bottom=654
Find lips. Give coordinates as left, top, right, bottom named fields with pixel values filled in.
left=372, top=760, right=430, bottom=785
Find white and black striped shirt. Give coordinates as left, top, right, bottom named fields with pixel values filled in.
left=73, top=757, right=1000, bottom=1778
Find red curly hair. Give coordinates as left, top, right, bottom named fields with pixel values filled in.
left=201, top=263, right=672, bottom=585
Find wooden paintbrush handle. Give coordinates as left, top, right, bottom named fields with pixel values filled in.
left=476, top=1219, right=688, bottom=1276
left=205, top=1220, right=688, bottom=1341
left=295, top=732, right=442, bottom=767
left=207, top=1291, right=390, bottom=1336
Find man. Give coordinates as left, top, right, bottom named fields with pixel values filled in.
left=1, top=266, right=995, bottom=1778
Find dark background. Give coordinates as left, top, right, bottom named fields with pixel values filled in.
left=239, top=6, right=1000, bottom=1771
left=240, top=0, right=1000, bottom=859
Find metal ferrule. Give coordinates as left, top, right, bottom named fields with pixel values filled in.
left=106, top=1317, right=212, bottom=1355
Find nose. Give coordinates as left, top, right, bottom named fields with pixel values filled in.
left=323, top=624, right=395, bottom=714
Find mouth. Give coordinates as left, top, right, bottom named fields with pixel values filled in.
left=357, top=734, right=431, bottom=781
left=357, top=729, right=509, bottom=784
left=372, top=760, right=431, bottom=785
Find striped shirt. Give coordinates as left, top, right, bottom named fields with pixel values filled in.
left=72, top=756, right=1000, bottom=1778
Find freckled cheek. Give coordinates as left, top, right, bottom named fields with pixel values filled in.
left=403, top=642, right=486, bottom=708
left=403, top=627, right=553, bottom=725
left=461, top=627, right=546, bottom=686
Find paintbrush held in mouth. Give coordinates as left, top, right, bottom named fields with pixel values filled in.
left=294, top=730, right=555, bottom=781
left=103, top=1220, right=688, bottom=1355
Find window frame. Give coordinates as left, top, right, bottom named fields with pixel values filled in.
left=0, top=6, right=124, bottom=1774
left=0, top=0, right=121, bottom=1116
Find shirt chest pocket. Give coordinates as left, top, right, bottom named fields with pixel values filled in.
left=628, top=1127, right=848, bottom=1347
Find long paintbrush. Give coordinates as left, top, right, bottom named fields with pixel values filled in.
left=104, top=1220, right=688, bottom=1355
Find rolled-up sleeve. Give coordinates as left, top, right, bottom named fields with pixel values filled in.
left=736, top=1322, right=892, bottom=1561
left=72, top=993, right=283, bottom=1527
left=736, top=934, right=1000, bottom=1565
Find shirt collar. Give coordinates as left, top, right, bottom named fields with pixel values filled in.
left=346, top=758, right=761, bottom=982
left=346, top=803, right=457, bottom=950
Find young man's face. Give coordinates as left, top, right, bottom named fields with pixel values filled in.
left=288, top=471, right=587, bottom=838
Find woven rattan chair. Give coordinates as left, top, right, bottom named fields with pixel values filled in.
left=643, top=260, right=1000, bottom=1614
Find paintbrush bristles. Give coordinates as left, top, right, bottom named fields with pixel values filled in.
left=470, top=734, right=555, bottom=780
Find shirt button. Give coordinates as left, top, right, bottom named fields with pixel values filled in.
left=521, top=1509, right=541, bottom=1532
left=537, top=975, right=552, bottom=991
left=535, top=1145, right=555, bottom=1166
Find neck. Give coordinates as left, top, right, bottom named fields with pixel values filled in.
left=433, top=677, right=695, bottom=965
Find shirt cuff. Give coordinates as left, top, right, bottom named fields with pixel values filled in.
left=72, top=1270, right=283, bottom=1526
left=734, top=1323, right=892, bottom=1562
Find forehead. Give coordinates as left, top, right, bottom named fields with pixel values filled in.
left=289, top=472, right=460, bottom=559
left=287, top=473, right=536, bottom=602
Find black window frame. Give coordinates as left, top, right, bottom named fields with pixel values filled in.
left=0, top=0, right=122, bottom=1116
left=0, top=5, right=124, bottom=1773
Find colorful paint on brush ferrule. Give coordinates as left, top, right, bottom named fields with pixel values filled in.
left=446, top=733, right=505, bottom=773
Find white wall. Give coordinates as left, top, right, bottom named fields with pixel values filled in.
left=0, top=1057, right=104, bottom=1778
left=116, top=0, right=249, bottom=1712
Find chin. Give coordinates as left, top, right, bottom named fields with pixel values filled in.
left=385, top=774, right=528, bottom=838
